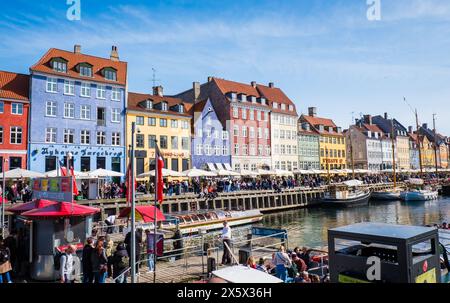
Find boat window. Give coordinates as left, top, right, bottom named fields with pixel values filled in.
left=204, top=213, right=212, bottom=220
left=191, top=214, right=199, bottom=222
left=197, top=214, right=206, bottom=221
left=210, top=213, right=219, bottom=220
left=183, top=216, right=193, bottom=223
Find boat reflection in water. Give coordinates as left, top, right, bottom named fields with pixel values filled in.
left=320, top=180, right=371, bottom=208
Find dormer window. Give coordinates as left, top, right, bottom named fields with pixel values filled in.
left=161, top=102, right=168, bottom=111
left=251, top=96, right=256, bottom=103
left=288, top=105, right=294, bottom=111
left=273, top=102, right=278, bottom=109
left=103, top=67, right=117, bottom=81
left=239, top=94, right=246, bottom=102
left=140, top=100, right=153, bottom=109
left=78, top=63, right=93, bottom=77
left=230, top=93, right=237, bottom=101
left=260, top=98, right=266, bottom=105
left=51, top=58, right=67, bottom=73
left=281, top=104, right=286, bottom=110
left=179, top=104, right=184, bottom=113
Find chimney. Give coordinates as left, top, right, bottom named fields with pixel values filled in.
left=207, top=76, right=213, bottom=82
left=268, top=82, right=275, bottom=88
left=153, top=85, right=163, bottom=97
left=193, top=82, right=200, bottom=102
left=384, top=112, right=388, bottom=119
left=422, top=123, right=428, bottom=130
left=308, top=107, right=317, bottom=117
left=110, top=45, right=119, bottom=61
left=74, top=44, right=81, bottom=54
left=251, top=81, right=257, bottom=88
left=408, top=126, right=413, bottom=134
left=363, top=114, right=372, bottom=125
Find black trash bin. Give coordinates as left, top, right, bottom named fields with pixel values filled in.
left=239, top=248, right=251, bottom=265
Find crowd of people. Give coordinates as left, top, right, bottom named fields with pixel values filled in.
left=0, top=181, right=32, bottom=204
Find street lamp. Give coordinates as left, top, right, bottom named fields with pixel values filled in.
left=2, top=158, right=9, bottom=238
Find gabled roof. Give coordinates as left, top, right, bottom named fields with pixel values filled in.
left=127, top=92, right=193, bottom=117
left=372, top=115, right=408, bottom=136
left=300, top=114, right=343, bottom=136
left=418, top=126, right=446, bottom=145
left=0, top=70, right=29, bottom=101
left=213, top=78, right=260, bottom=97
left=256, top=84, right=298, bottom=116
left=30, top=48, right=127, bottom=86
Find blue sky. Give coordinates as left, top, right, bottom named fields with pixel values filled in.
left=1, top=0, right=450, bottom=133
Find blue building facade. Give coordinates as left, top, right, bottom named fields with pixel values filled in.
left=191, top=99, right=231, bottom=170
left=28, top=46, right=126, bottom=174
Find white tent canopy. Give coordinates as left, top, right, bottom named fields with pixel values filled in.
left=215, top=169, right=241, bottom=177
left=1, top=168, right=45, bottom=179
left=236, top=169, right=259, bottom=177
left=273, top=169, right=294, bottom=176
left=88, top=168, right=124, bottom=178
left=44, top=170, right=91, bottom=178
left=138, top=169, right=184, bottom=178
left=182, top=167, right=216, bottom=178
left=256, top=169, right=275, bottom=176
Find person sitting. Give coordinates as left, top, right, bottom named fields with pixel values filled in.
left=246, top=256, right=257, bottom=269
left=256, top=258, right=268, bottom=273
left=291, top=252, right=307, bottom=272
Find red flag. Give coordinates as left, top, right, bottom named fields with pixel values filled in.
left=155, top=145, right=164, bottom=204
left=70, top=166, right=78, bottom=197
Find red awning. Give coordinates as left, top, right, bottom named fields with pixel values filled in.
left=7, top=199, right=58, bottom=214
left=119, top=205, right=166, bottom=223
left=21, top=202, right=100, bottom=218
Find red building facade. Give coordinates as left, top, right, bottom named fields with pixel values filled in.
left=0, top=71, right=30, bottom=172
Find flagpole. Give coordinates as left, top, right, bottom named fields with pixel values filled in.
left=153, top=139, right=158, bottom=284
left=130, top=122, right=137, bottom=283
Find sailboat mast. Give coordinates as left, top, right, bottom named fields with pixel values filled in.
left=349, top=128, right=355, bottom=179
left=433, top=114, right=439, bottom=176
left=415, top=109, right=424, bottom=176
left=390, top=119, right=396, bottom=188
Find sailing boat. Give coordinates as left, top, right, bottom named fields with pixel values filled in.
left=371, top=119, right=402, bottom=201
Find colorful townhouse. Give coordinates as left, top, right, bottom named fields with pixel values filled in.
left=346, top=116, right=384, bottom=171
left=372, top=114, right=409, bottom=170
left=176, top=77, right=272, bottom=172
left=418, top=123, right=449, bottom=169
left=191, top=98, right=231, bottom=170
left=297, top=120, right=320, bottom=170
left=257, top=84, right=298, bottom=171
left=299, top=107, right=346, bottom=170
left=127, top=87, right=192, bottom=177
left=0, top=71, right=30, bottom=171
left=28, top=45, right=127, bottom=173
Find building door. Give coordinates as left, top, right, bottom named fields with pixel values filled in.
left=45, top=156, right=57, bottom=172
left=136, top=158, right=145, bottom=176
left=96, top=157, right=106, bottom=169
left=80, top=157, right=91, bottom=172
left=9, top=157, right=22, bottom=170
left=171, top=158, right=179, bottom=172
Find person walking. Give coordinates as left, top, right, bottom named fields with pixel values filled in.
left=82, top=238, right=94, bottom=283
left=220, top=221, right=232, bottom=265
left=91, top=239, right=108, bottom=283
left=0, top=239, right=13, bottom=283
left=144, top=229, right=155, bottom=273
left=110, top=243, right=129, bottom=283
left=60, top=245, right=76, bottom=283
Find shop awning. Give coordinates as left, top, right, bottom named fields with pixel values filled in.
left=7, top=199, right=58, bottom=214
left=21, top=202, right=100, bottom=218
left=119, top=205, right=166, bottom=223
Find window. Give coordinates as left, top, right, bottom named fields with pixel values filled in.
left=64, top=129, right=74, bottom=144
left=46, top=101, right=57, bottom=117
left=148, top=135, right=156, bottom=148
left=171, top=120, right=178, bottom=128
left=280, top=130, right=285, bottom=139
left=64, top=80, right=75, bottom=95
left=105, top=69, right=117, bottom=81
left=97, top=131, right=106, bottom=145
left=274, top=129, right=279, bottom=139
left=111, top=87, right=121, bottom=101
left=45, top=156, right=57, bottom=172
left=250, top=144, right=256, bottom=156
left=111, top=108, right=120, bottom=123
left=204, top=144, right=211, bottom=155
left=179, top=105, right=184, bottom=113
left=80, top=65, right=92, bottom=77
left=251, top=164, right=257, bottom=171
left=9, top=157, right=22, bottom=170
left=196, top=144, right=203, bottom=155
left=242, top=109, right=247, bottom=119
left=97, top=157, right=106, bottom=169
left=234, top=144, right=239, bottom=155
left=112, top=132, right=120, bottom=146
left=264, top=128, right=269, bottom=139
left=214, top=130, right=219, bottom=139
left=281, top=104, right=286, bottom=110
left=45, top=127, right=56, bottom=143
left=197, top=128, right=203, bottom=137
left=160, top=135, right=168, bottom=149
left=80, top=105, right=91, bottom=120
left=222, top=145, right=228, bottom=155
left=242, top=144, right=248, bottom=155
left=182, top=137, right=189, bottom=150
left=52, top=60, right=67, bottom=73
left=0, top=101, right=3, bottom=113
left=148, top=117, right=156, bottom=126
left=160, top=118, right=167, bottom=127
left=214, top=145, right=221, bottom=156
left=242, top=126, right=247, bottom=138
left=258, top=128, right=262, bottom=139
left=233, top=107, right=238, bottom=118
left=136, top=134, right=144, bottom=148
left=0, top=127, right=2, bottom=143
left=234, top=125, right=239, bottom=137
left=266, top=146, right=271, bottom=156
left=81, top=157, right=91, bottom=172
left=234, top=163, right=240, bottom=171
left=97, top=107, right=105, bottom=126
left=81, top=130, right=90, bottom=145
left=46, top=77, right=58, bottom=92
left=273, top=102, right=278, bottom=109
left=257, top=111, right=261, bottom=121
left=64, top=103, right=75, bottom=118
left=222, top=131, right=229, bottom=140
left=96, top=85, right=106, bottom=99
left=80, top=82, right=91, bottom=97
left=161, top=102, right=168, bottom=111
left=249, top=127, right=255, bottom=138
left=171, top=136, right=178, bottom=149
left=250, top=110, right=254, bottom=120
left=11, top=103, right=23, bottom=115
left=136, top=116, right=144, bottom=125
left=181, top=121, right=189, bottom=129
left=171, top=159, right=179, bottom=172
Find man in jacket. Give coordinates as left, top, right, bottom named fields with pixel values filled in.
left=82, top=238, right=94, bottom=283
left=60, top=245, right=76, bottom=283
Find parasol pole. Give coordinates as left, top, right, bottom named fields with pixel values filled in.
left=130, top=122, right=137, bottom=283
left=153, top=139, right=158, bottom=283
left=1, top=158, right=7, bottom=238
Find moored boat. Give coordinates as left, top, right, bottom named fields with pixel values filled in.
left=371, top=189, right=402, bottom=201
left=400, top=178, right=439, bottom=201
left=320, top=180, right=371, bottom=208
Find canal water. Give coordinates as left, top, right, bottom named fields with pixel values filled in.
left=258, top=197, right=450, bottom=249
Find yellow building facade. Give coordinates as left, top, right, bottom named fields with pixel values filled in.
left=127, top=90, right=192, bottom=179
left=420, top=136, right=435, bottom=168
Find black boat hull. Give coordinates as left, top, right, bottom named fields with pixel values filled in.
left=320, top=192, right=371, bottom=208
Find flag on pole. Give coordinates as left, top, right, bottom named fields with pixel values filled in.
left=155, top=145, right=164, bottom=204
left=59, top=160, right=78, bottom=197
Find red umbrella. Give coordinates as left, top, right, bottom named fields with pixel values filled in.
left=119, top=205, right=166, bottom=223
left=21, top=202, right=100, bottom=218
left=7, top=199, right=58, bottom=214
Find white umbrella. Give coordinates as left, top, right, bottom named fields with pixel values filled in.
left=138, top=168, right=184, bottom=178
left=236, top=169, right=259, bottom=177
left=215, top=169, right=241, bottom=177
left=294, top=169, right=312, bottom=175
left=256, top=169, right=275, bottom=176
left=182, top=167, right=216, bottom=178
left=273, top=169, right=294, bottom=176
left=88, top=168, right=124, bottom=178
left=1, top=168, right=45, bottom=179
left=45, top=169, right=90, bottom=178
